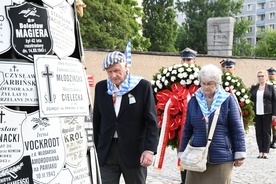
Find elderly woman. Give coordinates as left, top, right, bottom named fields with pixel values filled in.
left=179, top=64, right=246, bottom=184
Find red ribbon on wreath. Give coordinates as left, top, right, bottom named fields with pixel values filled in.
left=153, top=83, right=198, bottom=170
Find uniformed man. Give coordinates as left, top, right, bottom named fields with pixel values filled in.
left=180, top=48, right=197, bottom=64
left=267, top=67, right=276, bottom=149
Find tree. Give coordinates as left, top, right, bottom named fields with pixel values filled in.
left=79, top=0, right=150, bottom=51
left=175, top=0, right=244, bottom=54
left=142, top=0, right=178, bottom=52
left=255, top=29, right=276, bottom=57
left=232, top=19, right=253, bottom=56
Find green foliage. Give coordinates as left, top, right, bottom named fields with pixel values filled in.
left=221, top=72, right=255, bottom=131
left=142, top=0, right=178, bottom=52
left=255, top=29, right=276, bottom=57
left=79, top=0, right=150, bottom=51
left=233, top=19, right=253, bottom=56
left=175, top=0, right=244, bottom=54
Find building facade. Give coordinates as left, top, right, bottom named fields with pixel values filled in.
left=236, top=0, right=276, bottom=46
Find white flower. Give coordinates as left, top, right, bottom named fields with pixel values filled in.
left=154, top=87, right=158, bottom=93
left=157, top=83, right=163, bottom=89
left=225, top=82, right=229, bottom=86
left=178, top=67, right=184, bottom=73
left=164, top=80, right=169, bottom=86
left=174, top=64, right=182, bottom=68
left=171, top=70, right=177, bottom=74
left=225, top=87, right=230, bottom=91
left=225, top=72, right=231, bottom=76
left=194, top=67, right=200, bottom=72
left=186, top=79, right=192, bottom=85
left=161, top=76, right=166, bottom=82
left=157, top=74, right=161, bottom=80
left=240, top=98, right=245, bottom=102
left=194, top=80, right=200, bottom=85
left=237, top=82, right=240, bottom=87
left=245, top=99, right=250, bottom=104
left=156, top=80, right=161, bottom=87
left=226, top=76, right=232, bottom=81
left=177, top=73, right=184, bottom=79
left=230, top=85, right=234, bottom=89
left=180, top=80, right=186, bottom=85
left=166, top=72, right=170, bottom=77
left=193, top=71, right=198, bottom=77
left=231, top=79, right=236, bottom=83
left=183, top=72, right=188, bottom=78
left=189, top=75, right=195, bottom=80
left=183, top=63, right=189, bottom=68
left=186, top=68, right=192, bottom=72
left=171, top=76, right=176, bottom=82
left=163, top=68, right=168, bottom=74
left=151, top=80, right=155, bottom=85
left=190, top=64, right=195, bottom=68
left=241, top=88, right=246, bottom=93
left=236, top=91, right=241, bottom=96
left=168, top=66, right=173, bottom=71
left=243, top=94, right=248, bottom=99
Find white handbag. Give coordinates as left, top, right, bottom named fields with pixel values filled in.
left=180, top=106, right=221, bottom=172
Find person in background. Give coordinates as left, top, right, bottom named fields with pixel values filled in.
left=179, top=64, right=246, bottom=184
left=267, top=67, right=276, bottom=149
left=93, top=51, right=159, bottom=184
left=179, top=47, right=197, bottom=184
left=220, top=59, right=236, bottom=75
left=181, top=47, right=197, bottom=64
left=250, top=70, right=276, bottom=158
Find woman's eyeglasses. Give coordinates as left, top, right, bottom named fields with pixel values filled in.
left=257, top=75, right=264, bottom=78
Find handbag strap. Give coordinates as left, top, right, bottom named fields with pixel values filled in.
left=206, top=105, right=221, bottom=147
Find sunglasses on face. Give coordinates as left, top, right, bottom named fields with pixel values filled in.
left=225, top=66, right=233, bottom=68
left=257, top=75, right=264, bottom=78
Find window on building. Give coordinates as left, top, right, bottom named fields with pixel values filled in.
left=269, top=12, right=275, bottom=19
left=269, top=24, right=275, bottom=29
left=247, top=4, right=252, bottom=11
left=270, top=1, right=275, bottom=8
left=257, top=26, right=265, bottom=32
left=247, top=16, right=252, bottom=21
left=260, top=14, right=265, bottom=20
left=247, top=38, right=252, bottom=44
left=248, top=27, right=253, bottom=33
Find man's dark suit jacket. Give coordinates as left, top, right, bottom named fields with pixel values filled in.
left=250, top=83, right=276, bottom=115
left=93, top=79, right=159, bottom=168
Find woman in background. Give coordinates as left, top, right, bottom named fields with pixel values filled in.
left=250, top=70, right=276, bottom=159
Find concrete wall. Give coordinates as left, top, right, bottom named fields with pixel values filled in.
left=83, top=49, right=276, bottom=100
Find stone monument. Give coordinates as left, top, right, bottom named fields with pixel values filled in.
left=207, top=17, right=235, bottom=56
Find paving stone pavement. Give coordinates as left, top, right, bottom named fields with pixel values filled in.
left=119, top=125, right=276, bottom=184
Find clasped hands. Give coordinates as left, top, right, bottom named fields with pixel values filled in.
left=140, top=151, right=154, bottom=167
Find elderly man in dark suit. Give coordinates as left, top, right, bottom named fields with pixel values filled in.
left=93, top=51, right=159, bottom=184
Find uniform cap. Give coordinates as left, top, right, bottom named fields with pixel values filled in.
left=181, top=48, right=197, bottom=59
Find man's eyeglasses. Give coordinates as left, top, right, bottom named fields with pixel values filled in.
left=257, top=75, right=264, bottom=78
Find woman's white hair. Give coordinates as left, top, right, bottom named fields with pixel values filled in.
left=198, top=64, right=222, bottom=86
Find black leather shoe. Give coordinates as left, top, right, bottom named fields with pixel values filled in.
left=257, top=156, right=263, bottom=158
left=271, top=143, right=276, bottom=149
left=263, top=156, right=268, bottom=159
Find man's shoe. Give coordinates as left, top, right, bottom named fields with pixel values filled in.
left=271, top=142, right=276, bottom=149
